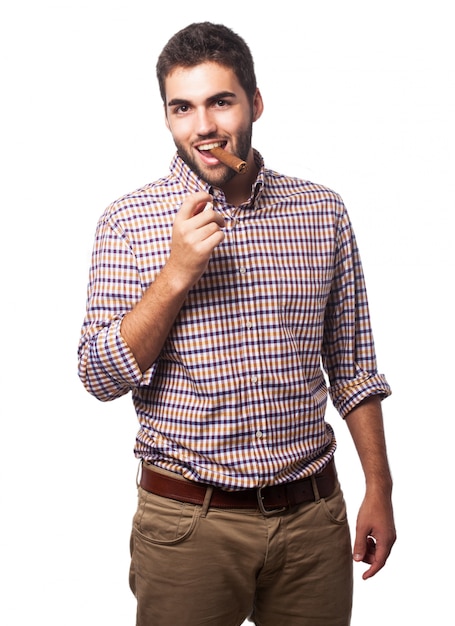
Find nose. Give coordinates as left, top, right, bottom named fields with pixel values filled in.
left=195, top=107, right=216, bottom=136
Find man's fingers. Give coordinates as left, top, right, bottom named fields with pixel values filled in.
left=178, top=191, right=213, bottom=219
left=176, top=193, right=225, bottom=231
left=354, top=535, right=392, bottom=580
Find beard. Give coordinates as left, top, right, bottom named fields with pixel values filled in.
left=174, top=124, right=253, bottom=188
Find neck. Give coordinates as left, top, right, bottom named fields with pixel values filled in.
left=220, top=150, right=258, bottom=206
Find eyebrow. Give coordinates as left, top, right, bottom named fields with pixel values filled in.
left=167, top=91, right=237, bottom=108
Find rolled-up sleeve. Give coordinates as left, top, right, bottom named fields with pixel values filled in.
left=78, top=213, right=156, bottom=401
left=322, top=206, right=391, bottom=417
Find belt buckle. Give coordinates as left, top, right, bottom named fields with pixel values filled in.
left=256, top=486, right=287, bottom=517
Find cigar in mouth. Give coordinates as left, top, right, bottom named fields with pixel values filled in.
left=209, top=146, right=248, bottom=174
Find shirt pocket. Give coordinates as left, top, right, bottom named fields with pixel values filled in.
left=279, top=265, right=332, bottom=335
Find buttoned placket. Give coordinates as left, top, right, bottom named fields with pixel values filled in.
left=226, top=205, right=269, bottom=465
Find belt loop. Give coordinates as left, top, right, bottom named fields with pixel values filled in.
left=311, top=475, right=321, bottom=502
left=200, top=486, right=214, bottom=518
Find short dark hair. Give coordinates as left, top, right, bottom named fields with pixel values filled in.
left=156, top=22, right=257, bottom=103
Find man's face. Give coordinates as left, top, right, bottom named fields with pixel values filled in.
left=164, top=62, right=260, bottom=188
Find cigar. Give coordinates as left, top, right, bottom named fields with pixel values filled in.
left=209, top=146, right=248, bottom=174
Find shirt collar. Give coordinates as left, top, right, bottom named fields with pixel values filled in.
left=169, top=150, right=265, bottom=208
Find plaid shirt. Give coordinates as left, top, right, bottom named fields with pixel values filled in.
left=78, top=151, right=391, bottom=489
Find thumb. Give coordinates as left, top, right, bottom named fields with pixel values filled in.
left=353, top=535, right=376, bottom=563
left=353, top=530, right=367, bottom=562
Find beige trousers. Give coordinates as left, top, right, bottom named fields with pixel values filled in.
left=129, top=474, right=353, bottom=626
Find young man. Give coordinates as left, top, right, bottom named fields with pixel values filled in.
left=78, top=22, right=396, bottom=626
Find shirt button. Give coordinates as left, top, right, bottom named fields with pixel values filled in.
left=255, top=430, right=263, bottom=439
left=251, top=375, right=259, bottom=384
left=239, top=266, right=247, bottom=274
left=246, top=321, right=253, bottom=329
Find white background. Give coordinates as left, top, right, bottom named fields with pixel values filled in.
left=1, top=0, right=453, bottom=624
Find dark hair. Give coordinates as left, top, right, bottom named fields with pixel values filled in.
left=156, top=22, right=257, bottom=103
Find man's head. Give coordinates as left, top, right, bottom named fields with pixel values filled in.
left=157, top=23, right=263, bottom=198
left=156, top=22, right=257, bottom=105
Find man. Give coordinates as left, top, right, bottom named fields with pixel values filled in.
left=78, top=22, right=396, bottom=626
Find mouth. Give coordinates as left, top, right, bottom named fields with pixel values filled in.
left=196, top=141, right=227, bottom=165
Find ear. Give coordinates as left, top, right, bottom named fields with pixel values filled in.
left=252, top=88, right=264, bottom=122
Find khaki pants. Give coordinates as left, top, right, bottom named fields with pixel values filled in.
left=129, top=475, right=353, bottom=626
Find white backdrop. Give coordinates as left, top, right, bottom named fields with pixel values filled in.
left=1, top=1, right=453, bottom=624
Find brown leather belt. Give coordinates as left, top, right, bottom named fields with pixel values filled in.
left=140, top=459, right=337, bottom=513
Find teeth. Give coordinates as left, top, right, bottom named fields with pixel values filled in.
left=198, top=142, right=223, bottom=151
